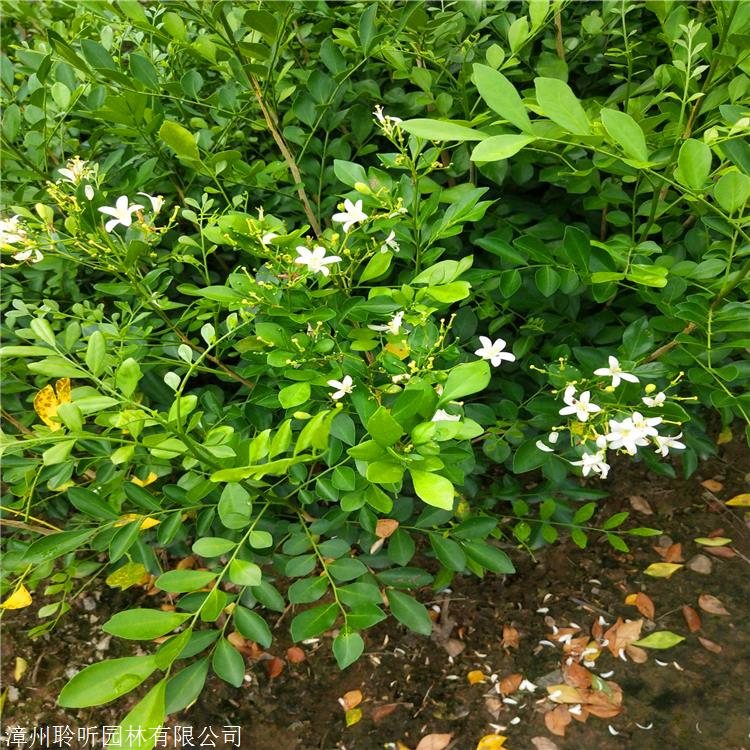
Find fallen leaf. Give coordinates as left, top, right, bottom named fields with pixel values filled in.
left=265, top=656, right=284, bottom=679
left=706, top=546, right=736, bottom=558
left=563, top=663, right=592, bottom=689
left=396, top=744, right=412, bottom=750
left=0, top=585, right=32, bottom=610
left=716, top=425, right=732, bottom=444
left=341, top=690, right=363, bottom=710
left=286, top=646, right=306, bottom=663
left=372, top=703, right=398, bottom=723
left=644, top=562, right=683, bottom=578
left=698, top=594, right=730, bottom=616
left=376, top=519, right=399, bottom=539
left=700, top=479, right=723, bottom=492
left=468, top=670, right=486, bottom=685
left=725, top=493, right=750, bottom=507
left=176, top=556, right=196, bottom=569
left=415, top=734, right=452, bottom=750
left=546, top=684, right=584, bottom=704
left=625, top=592, right=655, bottom=619
left=531, top=738, right=560, bottom=750
left=603, top=618, right=643, bottom=656
left=698, top=637, right=722, bottom=654
left=499, top=673, right=523, bottom=695
left=695, top=536, right=732, bottom=547
left=501, top=623, right=520, bottom=649
left=476, top=734, right=507, bottom=750
left=625, top=644, right=648, bottom=662
left=654, top=542, right=684, bottom=562
left=633, top=631, right=685, bottom=649
left=14, top=657, right=28, bottom=682
left=682, top=605, right=701, bottom=632
left=545, top=705, right=572, bottom=737
left=227, top=631, right=251, bottom=654
left=345, top=708, right=362, bottom=727
left=443, top=638, right=465, bottom=657
left=687, top=554, right=713, bottom=574
left=629, top=495, right=653, bottom=514
left=484, top=697, right=502, bottom=719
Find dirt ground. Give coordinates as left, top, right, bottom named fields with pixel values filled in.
left=2, top=441, right=749, bottom=750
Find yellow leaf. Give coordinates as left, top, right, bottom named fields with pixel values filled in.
left=694, top=537, right=732, bottom=547
left=55, top=378, right=71, bottom=404
left=624, top=593, right=638, bottom=605
left=33, top=378, right=71, bottom=430
left=385, top=340, right=410, bottom=360
left=476, top=734, right=507, bottom=750
left=14, top=657, right=28, bottom=682
left=1, top=585, right=32, bottom=610
left=644, top=562, right=683, bottom=578
left=468, top=670, right=486, bottom=684
left=115, top=513, right=160, bottom=530
left=716, top=425, right=732, bottom=444
left=344, top=708, right=362, bottom=727
left=131, top=471, right=158, bottom=487
left=105, top=562, right=148, bottom=590
left=546, top=684, right=584, bottom=703
left=726, top=493, right=750, bottom=507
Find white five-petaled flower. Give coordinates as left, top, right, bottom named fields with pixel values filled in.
left=98, top=195, right=144, bottom=233
left=475, top=336, right=516, bottom=367
left=332, top=198, right=368, bottom=232
left=559, top=385, right=601, bottom=422
left=594, top=356, right=639, bottom=388
left=12, top=248, right=43, bottom=263
left=373, top=105, right=403, bottom=126
left=605, top=412, right=661, bottom=455
left=571, top=451, right=611, bottom=479
left=368, top=311, right=404, bottom=335
left=327, top=375, right=355, bottom=400
left=137, top=192, right=165, bottom=214
left=294, top=245, right=342, bottom=277
left=380, top=230, right=400, bottom=254
left=57, top=156, right=88, bottom=185
left=0, top=215, right=27, bottom=246
left=431, top=409, right=461, bottom=422
left=642, top=391, right=666, bottom=408
left=653, top=432, right=686, bottom=457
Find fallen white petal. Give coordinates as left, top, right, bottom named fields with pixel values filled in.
left=608, top=725, right=620, bottom=736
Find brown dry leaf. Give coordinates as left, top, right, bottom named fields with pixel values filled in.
left=341, top=690, right=363, bottom=710
left=563, top=662, right=592, bottom=689
left=415, top=734, right=452, bottom=750
left=484, top=697, right=502, bottom=720
left=227, top=631, right=251, bottom=655
left=266, top=656, right=284, bottom=679
left=176, top=556, right=196, bottom=570
left=682, top=605, right=701, bottom=633
left=701, top=479, right=723, bottom=492
left=286, top=646, right=306, bottom=663
left=501, top=623, right=520, bottom=649
left=467, top=670, right=486, bottom=685
left=653, top=542, right=684, bottom=563
left=698, top=637, right=722, bottom=654
left=443, top=638, right=465, bottom=657
left=546, top=684, right=584, bottom=704
left=375, top=519, right=399, bottom=539
left=698, top=594, right=730, bottom=616
left=603, top=618, right=643, bottom=657
left=625, top=592, right=655, bottom=619
left=499, top=673, right=523, bottom=695
left=372, top=703, right=398, bottom=723
left=629, top=495, right=653, bottom=514
left=706, top=546, right=736, bottom=558
left=531, top=738, right=560, bottom=750
left=545, top=705, right=572, bottom=737
left=625, top=645, right=648, bottom=663
left=687, top=554, right=713, bottom=574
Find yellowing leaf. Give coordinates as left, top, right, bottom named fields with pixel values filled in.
left=694, top=537, right=732, bottom=547
left=14, top=657, right=28, bottom=682
left=33, top=378, right=71, bottom=430
left=476, top=734, right=507, bottom=749
left=385, top=340, right=410, bottom=360
left=344, top=707, right=362, bottom=727
left=644, top=562, right=683, bottom=578
left=105, top=561, right=148, bottom=590
left=468, top=670, right=486, bottom=684
left=632, top=631, right=685, bottom=649
left=716, top=425, right=732, bottom=444
left=115, top=513, right=160, bottom=530
left=726, top=493, right=750, bottom=507
left=546, top=684, right=584, bottom=703
left=1, top=585, right=32, bottom=610
left=131, top=472, right=159, bottom=487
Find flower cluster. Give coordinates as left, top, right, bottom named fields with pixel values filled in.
left=373, top=105, right=403, bottom=138
left=57, top=156, right=97, bottom=200
left=0, top=215, right=43, bottom=264
left=98, top=193, right=164, bottom=233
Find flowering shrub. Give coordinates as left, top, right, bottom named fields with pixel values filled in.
left=1, top=0, right=748, bottom=735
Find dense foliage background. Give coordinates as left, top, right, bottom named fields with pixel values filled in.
left=1, top=0, right=748, bottom=737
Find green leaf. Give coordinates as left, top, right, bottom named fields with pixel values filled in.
left=600, top=108, right=649, bottom=162
left=534, top=77, right=591, bottom=135
left=439, top=360, right=490, bottom=405
left=85, top=331, right=106, bottom=377
left=463, top=541, right=515, bottom=573
left=217, top=482, right=252, bottom=528
left=472, top=64, right=532, bottom=133
left=400, top=118, right=488, bottom=142
left=410, top=469, right=454, bottom=510
left=103, top=609, right=191, bottom=641
left=430, top=534, right=466, bottom=571
left=288, top=576, right=329, bottom=604
left=535, top=266, right=561, bottom=297
left=106, top=679, right=166, bottom=750
left=603, top=511, right=629, bottom=529
left=116, top=357, right=142, bottom=397
left=633, top=631, right=685, bottom=649
left=386, top=589, right=432, bottom=635
left=279, top=382, right=310, bottom=409
left=159, top=120, right=200, bottom=161
left=165, top=658, right=209, bottom=715
left=359, top=250, right=392, bottom=282
left=58, top=656, right=157, bottom=708
left=676, top=139, right=712, bottom=190
left=513, top=439, right=549, bottom=473
left=192, top=537, right=235, bottom=557
left=470, top=134, right=534, bottom=162
left=67, top=487, right=118, bottom=520
left=155, top=570, right=217, bottom=593
left=234, top=606, right=273, bottom=648
left=367, top=406, right=403, bottom=447
left=212, top=638, right=245, bottom=687
left=23, top=529, right=94, bottom=564
left=333, top=629, right=364, bottom=669
left=713, top=170, right=750, bottom=214
left=81, top=39, right=117, bottom=70
left=290, top=602, right=338, bottom=641
left=228, top=558, right=262, bottom=587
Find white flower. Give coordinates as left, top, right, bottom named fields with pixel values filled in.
left=327, top=375, right=355, bottom=400
left=604, top=412, right=660, bottom=455
left=332, top=198, right=368, bottom=232
left=380, top=230, right=400, bottom=253
left=57, top=157, right=88, bottom=185
left=642, top=391, right=666, bottom=408
left=12, top=248, right=43, bottom=263
left=294, top=245, right=342, bottom=277
left=548, top=431, right=560, bottom=444
left=518, top=679, right=537, bottom=692
left=84, top=184, right=95, bottom=201
left=571, top=451, right=611, bottom=478
left=98, top=195, right=144, bottom=232
left=368, top=311, right=404, bottom=335
left=594, top=356, right=639, bottom=388
left=0, top=215, right=27, bottom=246
left=536, top=440, right=555, bottom=453
left=373, top=105, right=403, bottom=126
left=432, top=409, right=460, bottom=422
left=559, top=386, right=601, bottom=422
left=261, top=232, right=279, bottom=245
left=653, top=432, right=686, bottom=457
left=475, top=336, right=516, bottom=367
left=137, top=192, right=164, bottom=214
